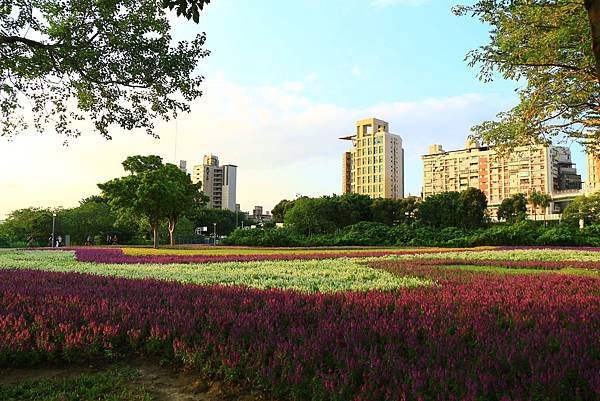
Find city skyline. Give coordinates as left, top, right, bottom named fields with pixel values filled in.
left=0, top=0, right=586, bottom=218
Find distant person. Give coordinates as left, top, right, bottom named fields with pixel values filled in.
left=85, top=235, right=92, bottom=246
left=48, top=236, right=53, bottom=247
left=106, top=234, right=111, bottom=245
left=111, top=235, right=119, bottom=245
left=26, top=236, right=35, bottom=248
left=56, top=235, right=62, bottom=248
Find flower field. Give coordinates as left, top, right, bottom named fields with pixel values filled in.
left=78, top=246, right=483, bottom=264
left=0, top=246, right=598, bottom=400
left=0, top=250, right=429, bottom=292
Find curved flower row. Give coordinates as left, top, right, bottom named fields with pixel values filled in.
left=0, top=268, right=597, bottom=400
left=71, top=247, right=465, bottom=264
left=412, top=258, right=600, bottom=270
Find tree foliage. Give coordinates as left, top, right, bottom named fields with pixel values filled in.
left=271, top=199, right=295, bottom=223
left=0, top=0, right=209, bottom=139
left=370, top=197, right=420, bottom=226
left=161, top=0, right=211, bottom=23
left=562, top=192, right=600, bottom=226
left=497, top=193, right=528, bottom=222
left=418, top=192, right=463, bottom=228
left=454, top=0, right=600, bottom=153
left=98, top=155, right=202, bottom=248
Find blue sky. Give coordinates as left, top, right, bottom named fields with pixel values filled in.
left=0, top=0, right=587, bottom=217
left=193, top=0, right=512, bottom=103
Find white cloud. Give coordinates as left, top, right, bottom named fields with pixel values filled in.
left=0, top=75, right=506, bottom=217
left=371, top=0, right=430, bottom=7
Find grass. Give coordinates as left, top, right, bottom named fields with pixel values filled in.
left=0, top=366, right=151, bottom=401
left=0, top=250, right=431, bottom=293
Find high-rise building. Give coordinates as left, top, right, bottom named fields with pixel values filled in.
left=192, top=154, right=237, bottom=211
left=178, top=160, right=187, bottom=173
left=421, top=139, right=582, bottom=214
left=587, top=152, right=600, bottom=192
left=340, top=118, right=404, bottom=199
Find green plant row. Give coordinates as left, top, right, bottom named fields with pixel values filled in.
left=225, top=220, right=600, bottom=247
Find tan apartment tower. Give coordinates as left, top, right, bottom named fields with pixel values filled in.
left=421, top=139, right=582, bottom=215
left=587, top=152, right=600, bottom=192
left=340, top=118, right=404, bottom=199
left=192, top=154, right=238, bottom=211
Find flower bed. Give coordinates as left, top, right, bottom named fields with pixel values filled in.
left=74, top=247, right=482, bottom=264
left=0, top=268, right=597, bottom=400
left=0, top=250, right=428, bottom=293
left=121, top=246, right=475, bottom=257
left=412, top=258, right=600, bottom=271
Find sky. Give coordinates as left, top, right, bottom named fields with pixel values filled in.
left=0, top=0, right=587, bottom=218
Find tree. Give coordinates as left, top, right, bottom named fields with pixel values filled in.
left=459, top=187, right=488, bottom=228
left=538, top=192, right=552, bottom=224
left=1, top=0, right=210, bottom=139
left=98, top=155, right=201, bottom=248
left=528, top=190, right=552, bottom=222
left=188, top=208, right=248, bottom=237
left=562, top=192, right=600, bottom=226
left=0, top=207, right=55, bottom=245
left=335, top=193, right=373, bottom=227
left=60, top=197, right=117, bottom=244
left=454, top=1, right=600, bottom=154
left=371, top=198, right=402, bottom=226
left=271, top=199, right=295, bottom=223
left=418, top=192, right=463, bottom=228
left=284, top=197, right=338, bottom=235
left=497, top=194, right=528, bottom=223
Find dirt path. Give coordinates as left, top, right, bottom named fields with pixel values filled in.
left=0, top=359, right=272, bottom=401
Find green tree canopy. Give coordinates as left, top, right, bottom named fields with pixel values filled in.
left=284, top=197, right=339, bottom=236
left=418, top=192, right=462, bottom=228
left=271, top=199, right=295, bottom=223
left=497, top=193, right=528, bottom=223
left=370, top=197, right=421, bottom=226
left=454, top=0, right=600, bottom=154
left=98, top=155, right=201, bottom=248
left=459, top=187, right=488, bottom=228
left=0, top=207, right=55, bottom=245
left=0, top=0, right=210, bottom=139
left=562, top=192, right=600, bottom=226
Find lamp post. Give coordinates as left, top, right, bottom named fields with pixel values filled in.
left=213, top=222, right=217, bottom=246
left=51, top=212, right=57, bottom=248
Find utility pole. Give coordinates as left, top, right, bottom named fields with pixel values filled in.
left=51, top=212, right=57, bottom=247
left=213, top=222, right=217, bottom=246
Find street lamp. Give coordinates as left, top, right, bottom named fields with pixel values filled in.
left=213, top=222, right=217, bottom=246
left=51, top=212, right=57, bottom=248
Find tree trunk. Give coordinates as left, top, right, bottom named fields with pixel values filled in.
left=542, top=207, right=547, bottom=226
left=168, top=217, right=177, bottom=246
left=585, top=0, right=600, bottom=83
left=151, top=223, right=159, bottom=249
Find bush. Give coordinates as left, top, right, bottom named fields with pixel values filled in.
left=336, top=222, right=394, bottom=246
left=224, top=228, right=303, bottom=247
left=536, top=225, right=579, bottom=246
left=223, top=221, right=600, bottom=248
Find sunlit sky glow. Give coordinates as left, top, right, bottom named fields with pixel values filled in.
left=0, top=0, right=586, bottom=218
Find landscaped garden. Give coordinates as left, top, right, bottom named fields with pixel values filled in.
left=0, top=246, right=598, bottom=400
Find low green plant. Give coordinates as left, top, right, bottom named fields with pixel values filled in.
left=0, top=366, right=151, bottom=401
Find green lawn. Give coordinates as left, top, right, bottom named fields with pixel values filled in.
left=0, top=366, right=151, bottom=401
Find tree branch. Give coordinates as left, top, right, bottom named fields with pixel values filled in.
left=0, top=35, right=58, bottom=49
